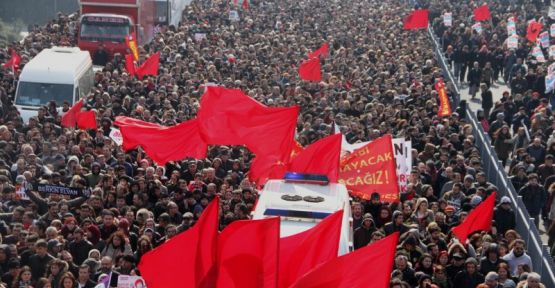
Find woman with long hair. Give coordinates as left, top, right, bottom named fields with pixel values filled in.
left=101, top=231, right=132, bottom=259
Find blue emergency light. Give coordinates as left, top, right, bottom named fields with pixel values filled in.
left=283, top=172, right=329, bottom=185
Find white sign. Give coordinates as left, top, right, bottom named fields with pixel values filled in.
left=443, top=13, right=452, bottom=27
left=117, top=275, right=147, bottom=288
left=229, top=10, right=240, bottom=22
left=15, top=184, right=30, bottom=200
left=507, top=35, right=519, bottom=49
left=532, top=46, right=546, bottom=63
left=109, top=128, right=124, bottom=146
left=194, top=33, right=207, bottom=42
left=472, top=23, right=482, bottom=34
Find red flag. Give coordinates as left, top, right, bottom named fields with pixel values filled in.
left=136, top=52, right=160, bottom=80
left=299, top=58, right=321, bottom=81
left=339, top=134, right=400, bottom=202
left=139, top=197, right=219, bottom=288
left=61, top=99, right=84, bottom=128
left=451, top=192, right=497, bottom=243
left=287, top=134, right=341, bottom=182
left=308, top=43, right=329, bottom=59
left=216, top=217, right=280, bottom=288
left=125, top=32, right=139, bottom=61
left=279, top=210, right=344, bottom=288
left=290, top=232, right=399, bottom=288
left=241, top=0, right=249, bottom=10
left=403, top=9, right=429, bottom=30
left=125, top=54, right=136, bottom=77
left=473, top=5, right=491, bottom=21
left=198, top=87, right=298, bottom=184
left=2, top=50, right=21, bottom=71
left=435, top=79, right=452, bottom=117
left=76, top=111, right=97, bottom=130
left=526, top=20, right=543, bottom=43
left=114, top=116, right=208, bottom=164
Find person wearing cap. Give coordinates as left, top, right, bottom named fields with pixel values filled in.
left=482, top=271, right=503, bottom=288
left=353, top=213, right=376, bottom=250
left=494, top=196, right=516, bottom=236
left=177, top=212, right=194, bottom=233
left=453, top=257, right=485, bottom=288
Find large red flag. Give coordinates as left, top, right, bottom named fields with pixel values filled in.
left=308, top=43, right=329, bottom=59
left=61, top=99, right=84, bottom=128
left=2, top=50, right=21, bottom=71
left=287, top=134, right=341, bottom=182
left=435, top=79, right=452, bottom=117
left=474, top=5, right=491, bottom=21
left=339, top=134, right=400, bottom=202
left=279, top=210, right=343, bottom=288
left=125, top=54, right=136, bottom=77
left=451, top=192, right=497, bottom=243
left=526, top=20, right=543, bottom=43
left=139, top=197, right=219, bottom=288
left=403, top=9, right=429, bottom=30
left=76, top=111, right=97, bottom=130
left=198, top=87, right=298, bottom=184
left=290, top=232, right=399, bottom=288
left=114, top=116, right=208, bottom=164
left=216, top=217, right=280, bottom=288
left=299, top=58, right=321, bottom=81
left=136, top=52, right=160, bottom=80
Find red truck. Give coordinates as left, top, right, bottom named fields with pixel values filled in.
left=77, top=0, right=156, bottom=60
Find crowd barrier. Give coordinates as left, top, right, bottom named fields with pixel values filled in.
left=427, top=25, right=555, bottom=284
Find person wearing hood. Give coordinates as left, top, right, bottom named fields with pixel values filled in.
left=494, top=196, right=516, bottom=236
left=353, top=213, right=376, bottom=249
left=384, top=210, right=409, bottom=236
left=480, top=243, right=502, bottom=275
left=85, top=162, right=104, bottom=187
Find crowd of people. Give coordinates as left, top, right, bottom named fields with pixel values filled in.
left=0, top=0, right=552, bottom=287
left=429, top=0, right=555, bottom=259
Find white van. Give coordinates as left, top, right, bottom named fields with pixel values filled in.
left=252, top=177, right=353, bottom=256
left=14, top=47, right=94, bottom=123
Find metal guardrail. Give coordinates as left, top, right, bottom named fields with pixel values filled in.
left=427, top=25, right=555, bottom=285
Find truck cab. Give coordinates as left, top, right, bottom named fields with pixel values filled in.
left=252, top=174, right=353, bottom=256
left=78, top=13, right=134, bottom=57
left=78, top=0, right=156, bottom=60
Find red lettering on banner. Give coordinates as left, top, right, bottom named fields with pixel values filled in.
left=339, top=135, right=400, bottom=202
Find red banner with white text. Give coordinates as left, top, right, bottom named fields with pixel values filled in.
left=339, top=135, right=399, bottom=202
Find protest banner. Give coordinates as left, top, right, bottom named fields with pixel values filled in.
left=37, top=184, right=90, bottom=197
left=109, top=128, right=124, bottom=146
left=392, top=138, right=412, bottom=193
left=117, top=275, right=147, bottom=288
left=443, top=13, right=452, bottom=27
left=339, top=135, right=399, bottom=202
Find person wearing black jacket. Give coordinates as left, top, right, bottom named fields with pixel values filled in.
left=353, top=213, right=376, bottom=250
left=494, top=196, right=516, bottom=236
left=28, top=240, right=54, bottom=281
left=453, top=258, right=485, bottom=288
left=479, top=244, right=503, bottom=275
left=480, top=84, right=493, bottom=119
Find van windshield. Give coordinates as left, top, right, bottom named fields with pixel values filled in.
left=15, top=82, right=74, bottom=107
